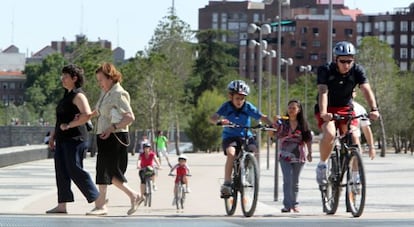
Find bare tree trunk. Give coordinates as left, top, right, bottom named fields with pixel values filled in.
left=174, top=113, right=180, bottom=155
left=379, top=115, right=387, bottom=157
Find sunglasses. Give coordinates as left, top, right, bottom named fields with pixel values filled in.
left=338, top=59, right=353, bottom=64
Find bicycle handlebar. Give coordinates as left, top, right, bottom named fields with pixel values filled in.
left=332, top=113, right=369, bottom=121
left=217, top=121, right=278, bottom=132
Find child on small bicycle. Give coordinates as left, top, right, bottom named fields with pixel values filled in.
left=137, top=143, right=161, bottom=194
left=169, top=154, right=191, bottom=193
left=209, top=80, right=274, bottom=197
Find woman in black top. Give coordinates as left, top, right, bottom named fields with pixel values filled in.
left=46, top=64, right=99, bottom=214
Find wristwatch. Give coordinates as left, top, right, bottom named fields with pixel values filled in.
left=371, top=107, right=379, bottom=112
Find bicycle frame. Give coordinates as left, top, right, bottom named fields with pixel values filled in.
left=321, top=113, right=367, bottom=217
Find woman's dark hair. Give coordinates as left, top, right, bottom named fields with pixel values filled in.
left=287, top=99, right=312, bottom=142
left=61, top=64, right=84, bottom=88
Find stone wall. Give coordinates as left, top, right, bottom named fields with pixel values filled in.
left=0, top=126, right=53, bottom=148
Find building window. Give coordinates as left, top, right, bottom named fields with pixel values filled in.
left=2, top=82, right=8, bottom=89
left=365, top=22, right=372, bottom=33
left=312, top=27, right=319, bottom=36
left=312, top=40, right=321, bottom=47
left=378, top=35, right=385, bottom=42
left=253, top=13, right=260, bottom=23
left=290, top=40, right=296, bottom=47
left=9, top=82, right=15, bottom=89
left=387, top=35, right=394, bottom=45
left=310, top=53, right=318, bottom=61
left=379, top=21, right=385, bottom=32
left=345, top=28, right=353, bottom=37
left=401, top=21, right=408, bottom=32
left=357, top=22, right=363, bottom=33
left=228, top=22, right=239, bottom=30
left=221, top=13, right=227, bottom=23
left=212, top=13, right=218, bottom=22
left=411, top=21, right=414, bottom=32
left=301, top=27, right=307, bottom=34
left=400, top=61, right=408, bottom=71
left=386, top=21, right=394, bottom=32
left=401, top=35, right=408, bottom=45
left=401, top=48, right=408, bottom=59
left=411, top=36, right=414, bottom=45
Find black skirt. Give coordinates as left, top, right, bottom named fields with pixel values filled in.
left=95, top=132, right=129, bottom=184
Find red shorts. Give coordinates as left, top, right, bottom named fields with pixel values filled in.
left=315, top=106, right=358, bottom=130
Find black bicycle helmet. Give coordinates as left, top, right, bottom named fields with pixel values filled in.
left=333, top=41, right=356, bottom=56
left=227, top=80, right=250, bottom=96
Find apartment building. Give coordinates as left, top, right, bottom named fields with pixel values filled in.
left=199, top=0, right=359, bottom=83
left=357, top=4, right=414, bottom=71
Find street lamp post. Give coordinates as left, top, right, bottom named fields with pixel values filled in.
left=263, top=49, right=276, bottom=170
left=248, top=23, right=271, bottom=165
left=281, top=58, right=293, bottom=105
left=300, top=65, right=312, bottom=116
left=274, top=0, right=283, bottom=202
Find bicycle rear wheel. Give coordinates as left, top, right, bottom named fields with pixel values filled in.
left=145, top=179, right=152, bottom=207
left=175, top=187, right=182, bottom=210
left=320, top=152, right=340, bottom=215
left=345, top=148, right=366, bottom=217
left=240, top=152, right=259, bottom=217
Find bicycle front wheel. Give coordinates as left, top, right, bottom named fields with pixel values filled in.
left=345, top=147, right=366, bottom=217
left=240, top=152, right=259, bottom=217
left=320, top=152, right=340, bottom=215
left=224, top=188, right=238, bottom=216
left=145, top=179, right=152, bottom=207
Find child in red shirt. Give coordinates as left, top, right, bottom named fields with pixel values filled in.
left=169, top=154, right=191, bottom=194
left=137, top=143, right=161, bottom=194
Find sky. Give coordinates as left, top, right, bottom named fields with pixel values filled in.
left=0, top=0, right=413, bottom=59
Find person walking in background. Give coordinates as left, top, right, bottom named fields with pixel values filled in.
left=352, top=90, right=376, bottom=160
left=46, top=64, right=99, bottom=214
left=139, top=135, right=149, bottom=154
left=155, top=130, right=172, bottom=168
left=273, top=100, right=312, bottom=213
left=87, top=62, right=143, bottom=216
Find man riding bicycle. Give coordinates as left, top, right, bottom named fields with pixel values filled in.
left=314, top=41, right=380, bottom=186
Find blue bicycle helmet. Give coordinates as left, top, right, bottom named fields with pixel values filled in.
left=227, top=80, right=250, bottom=96
left=333, top=41, right=356, bottom=56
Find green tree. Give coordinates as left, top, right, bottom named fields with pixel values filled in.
left=191, top=29, right=239, bottom=104
left=186, top=89, right=226, bottom=152
left=358, top=37, right=398, bottom=157
left=24, top=53, right=66, bottom=121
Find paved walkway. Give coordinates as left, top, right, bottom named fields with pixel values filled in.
left=0, top=143, right=413, bottom=218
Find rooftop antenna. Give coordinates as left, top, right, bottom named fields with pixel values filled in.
left=11, top=6, right=15, bottom=44
left=80, top=1, right=84, bottom=35
left=116, top=18, right=120, bottom=47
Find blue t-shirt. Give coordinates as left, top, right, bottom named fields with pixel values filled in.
left=216, top=101, right=262, bottom=139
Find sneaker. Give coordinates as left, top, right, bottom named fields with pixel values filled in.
left=220, top=183, right=232, bottom=196
left=86, top=207, right=107, bottom=216
left=316, top=163, right=328, bottom=185
left=185, top=187, right=191, bottom=193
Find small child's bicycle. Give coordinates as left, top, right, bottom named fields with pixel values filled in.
left=169, top=173, right=191, bottom=211
left=142, top=167, right=156, bottom=207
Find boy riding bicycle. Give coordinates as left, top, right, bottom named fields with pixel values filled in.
left=209, top=80, right=273, bottom=197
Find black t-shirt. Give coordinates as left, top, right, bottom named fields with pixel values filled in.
left=316, top=62, right=368, bottom=107
left=55, top=87, right=87, bottom=141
